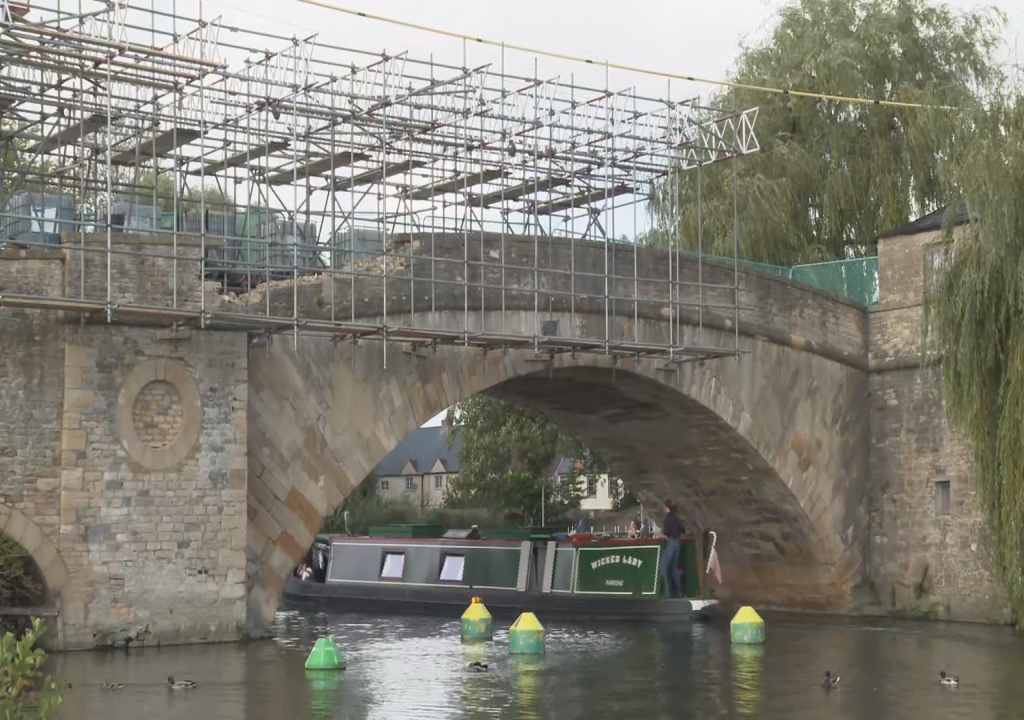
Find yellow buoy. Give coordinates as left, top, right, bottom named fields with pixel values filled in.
left=509, top=612, right=544, bottom=654
left=730, top=606, right=765, bottom=645
left=461, top=596, right=493, bottom=642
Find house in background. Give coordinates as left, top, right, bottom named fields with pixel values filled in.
left=375, top=427, right=462, bottom=509
left=555, top=457, right=623, bottom=512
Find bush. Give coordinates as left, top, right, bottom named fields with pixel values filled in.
left=321, top=476, right=505, bottom=536
left=0, top=618, right=66, bottom=720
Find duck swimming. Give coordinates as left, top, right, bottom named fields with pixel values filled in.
left=822, top=671, right=840, bottom=689
left=167, top=676, right=196, bottom=690
left=940, top=671, right=959, bottom=686
left=468, top=662, right=488, bottom=672
left=101, top=683, right=124, bottom=690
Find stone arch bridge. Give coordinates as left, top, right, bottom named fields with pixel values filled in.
left=0, top=232, right=872, bottom=648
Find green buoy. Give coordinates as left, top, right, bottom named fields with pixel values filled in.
left=461, top=596, right=493, bottom=642
left=730, top=606, right=765, bottom=645
left=305, top=637, right=346, bottom=670
left=509, top=612, right=545, bottom=654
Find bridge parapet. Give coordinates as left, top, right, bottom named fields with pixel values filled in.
left=3, top=231, right=866, bottom=365
left=226, top=232, right=867, bottom=363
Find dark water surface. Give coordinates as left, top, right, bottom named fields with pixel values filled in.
left=49, top=606, right=1024, bottom=719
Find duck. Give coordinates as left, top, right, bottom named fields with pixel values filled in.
left=167, top=676, right=197, bottom=690
left=940, top=671, right=959, bottom=686
left=101, top=682, right=124, bottom=690
left=822, top=671, right=840, bottom=689
left=468, top=661, right=488, bottom=672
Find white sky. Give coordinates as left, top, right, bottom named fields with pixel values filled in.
left=423, top=408, right=446, bottom=427
left=202, top=0, right=1021, bottom=88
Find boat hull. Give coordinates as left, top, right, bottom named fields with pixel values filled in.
left=283, top=576, right=718, bottom=622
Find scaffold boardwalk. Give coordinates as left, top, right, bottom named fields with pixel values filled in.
left=0, top=0, right=759, bottom=364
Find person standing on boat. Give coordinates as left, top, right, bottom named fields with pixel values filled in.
left=660, top=499, right=686, bottom=598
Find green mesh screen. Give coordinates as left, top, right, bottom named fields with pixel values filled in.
left=789, top=257, right=879, bottom=306
left=594, top=238, right=880, bottom=307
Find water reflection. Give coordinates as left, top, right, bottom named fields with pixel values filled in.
left=46, top=606, right=1024, bottom=720
left=509, top=656, right=542, bottom=720
left=305, top=671, right=341, bottom=720
left=730, top=644, right=763, bottom=716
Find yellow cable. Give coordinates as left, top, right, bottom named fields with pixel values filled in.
left=296, top=0, right=956, bottom=111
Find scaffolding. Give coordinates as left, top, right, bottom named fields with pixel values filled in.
left=0, top=0, right=760, bottom=365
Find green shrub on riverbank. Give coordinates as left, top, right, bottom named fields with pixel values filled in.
left=0, top=618, right=66, bottom=720
left=322, top=488, right=503, bottom=536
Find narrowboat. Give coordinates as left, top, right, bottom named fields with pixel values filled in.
left=284, top=525, right=718, bottom=621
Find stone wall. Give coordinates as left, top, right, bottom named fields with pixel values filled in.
left=225, top=232, right=868, bottom=369
left=0, top=247, right=65, bottom=545
left=62, top=232, right=203, bottom=310
left=1, top=238, right=249, bottom=649
left=866, top=228, right=1010, bottom=622
left=58, top=325, right=248, bottom=648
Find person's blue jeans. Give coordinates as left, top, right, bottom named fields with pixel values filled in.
left=661, top=538, right=682, bottom=597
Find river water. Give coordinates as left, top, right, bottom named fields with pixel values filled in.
left=48, top=605, right=1024, bottom=720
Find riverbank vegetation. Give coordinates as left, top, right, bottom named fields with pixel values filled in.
left=0, top=618, right=66, bottom=720
left=322, top=474, right=505, bottom=536
left=923, top=94, right=1024, bottom=618
left=0, top=534, right=43, bottom=637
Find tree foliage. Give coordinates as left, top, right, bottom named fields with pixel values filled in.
left=133, top=170, right=228, bottom=212
left=443, top=395, right=608, bottom=524
left=0, top=618, right=66, bottom=720
left=0, top=535, right=42, bottom=637
left=647, top=0, right=1005, bottom=265
left=924, top=91, right=1024, bottom=618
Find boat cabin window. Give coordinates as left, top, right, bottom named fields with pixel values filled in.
left=439, top=554, right=465, bottom=583
left=380, top=552, right=405, bottom=580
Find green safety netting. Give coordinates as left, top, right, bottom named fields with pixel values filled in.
left=789, top=257, right=879, bottom=306
left=648, top=243, right=879, bottom=307
left=679, top=250, right=879, bottom=307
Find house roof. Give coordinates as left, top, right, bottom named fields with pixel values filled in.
left=374, top=426, right=461, bottom=476
left=555, top=457, right=574, bottom=476
left=874, top=204, right=969, bottom=242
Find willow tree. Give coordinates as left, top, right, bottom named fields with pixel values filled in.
left=924, top=91, right=1024, bottom=617
left=647, top=0, right=1005, bottom=265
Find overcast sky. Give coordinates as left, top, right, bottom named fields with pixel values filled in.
left=199, top=0, right=1021, bottom=87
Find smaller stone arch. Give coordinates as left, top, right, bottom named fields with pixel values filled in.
left=0, top=504, right=68, bottom=598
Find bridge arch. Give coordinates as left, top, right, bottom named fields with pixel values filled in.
left=0, top=504, right=69, bottom=603
left=244, top=317, right=870, bottom=634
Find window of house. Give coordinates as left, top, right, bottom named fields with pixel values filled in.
left=381, top=552, right=405, bottom=579
left=405, top=477, right=416, bottom=491
left=379, top=479, right=389, bottom=492
left=936, top=480, right=951, bottom=516
left=586, top=476, right=598, bottom=498
left=439, top=554, right=465, bottom=583
left=434, top=475, right=444, bottom=490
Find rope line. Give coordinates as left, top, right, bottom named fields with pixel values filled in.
left=296, top=0, right=956, bottom=111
